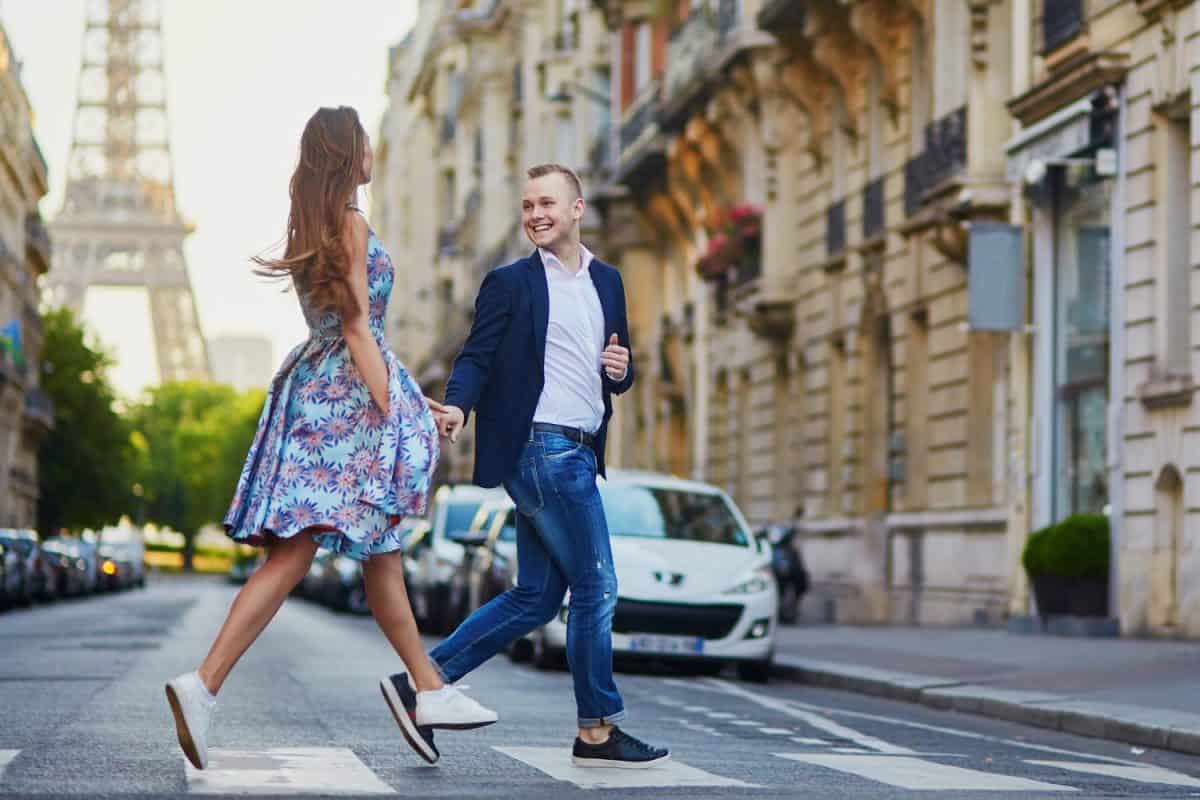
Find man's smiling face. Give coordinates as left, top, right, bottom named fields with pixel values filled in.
left=522, top=172, right=583, bottom=251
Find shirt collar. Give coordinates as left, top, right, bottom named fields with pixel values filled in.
left=538, top=244, right=594, bottom=278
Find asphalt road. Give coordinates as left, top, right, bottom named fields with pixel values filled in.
left=2, top=574, right=1200, bottom=798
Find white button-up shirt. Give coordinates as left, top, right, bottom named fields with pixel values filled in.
left=532, top=245, right=606, bottom=434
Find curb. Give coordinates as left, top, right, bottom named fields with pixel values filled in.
left=771, top=655, right=1200, bottom=757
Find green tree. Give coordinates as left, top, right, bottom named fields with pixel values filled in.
left=128, top=381, right=264, bottom=568
left=36, top=308, right=135, bottom=536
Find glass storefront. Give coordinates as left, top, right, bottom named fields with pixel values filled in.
left=1051, top=168, right=1113, bottom=519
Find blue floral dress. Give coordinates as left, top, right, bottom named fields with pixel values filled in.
left=223, top=224, right=439, bottom=560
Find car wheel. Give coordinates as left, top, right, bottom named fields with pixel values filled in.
left=507, top=637, right=533, bottom=663
left=736, top=657, right=773, bottom=684
left=347, top=585, right=370, bottom=615
left=532, top=632, right=567, bottom=671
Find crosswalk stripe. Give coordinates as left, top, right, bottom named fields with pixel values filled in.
left=775, top=754, right=1077, bottom=792
left=0, top=750, right=18, bottom=782
left=495, top=747, right=757, bottom=789
left=790, top=738, right=828, bottom=745
left=184, top=747, right=393, bottom=795
left=705, top=711, right=737, bottom=719
left=1027, top=760, right=1200, bottom=787
left=758, top=728, right=792, bottom=735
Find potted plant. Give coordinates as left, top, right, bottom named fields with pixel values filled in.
left=694, top=203, right=763, bottom=281
left=1021, top=513, right=1110, bottom=617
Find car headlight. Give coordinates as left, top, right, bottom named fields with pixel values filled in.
left=724, top=566, right=774, bottom=595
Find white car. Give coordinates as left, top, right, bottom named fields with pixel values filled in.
left=528, top=469, right=777, bottom=682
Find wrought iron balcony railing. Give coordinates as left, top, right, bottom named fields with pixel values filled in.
left=826, top=198, right=846, bottom=256
left=619, top=82, right=661, bottom=153
left=589, top=123, right=613, bottom=173
left=23, top=386, right=54, bottom=430
left=663, top=12, right=718, bottom=110
left=903, top=105, right=967, bottom=217
left=25, top=213, right=50, bottom=267
left=1043, top=0, right=1083, bottom=52
left=717, top=0, right=741, bottom=41
left=862, top=177, right=885, bottom=240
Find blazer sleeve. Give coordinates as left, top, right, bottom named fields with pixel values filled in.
left=603, top=269, right=635, bottom=396
left=444, top=269, right=512, bottom=421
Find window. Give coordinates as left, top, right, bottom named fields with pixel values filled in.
left=634, top=21, right=652, bottom=93
left=1162, top=111, right=1192, bottom=376
left=600, top=485, right=750, bottom=547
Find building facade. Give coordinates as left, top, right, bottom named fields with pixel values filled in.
left=0, top=24, right=53, bottom=529
left=378, top=0, right=1200, bottom=634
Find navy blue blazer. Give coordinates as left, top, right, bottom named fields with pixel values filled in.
left=443, top=250, right=634, bottom=488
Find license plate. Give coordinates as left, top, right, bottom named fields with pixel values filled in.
left=628, top=634, right=704, bottom=654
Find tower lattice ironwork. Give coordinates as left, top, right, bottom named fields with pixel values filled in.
left=46, top=0, right=210, bottom=383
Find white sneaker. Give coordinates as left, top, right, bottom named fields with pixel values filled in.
left=165, top=672, right=216, bottom=769
left=415, top=684, right=499, bottom=730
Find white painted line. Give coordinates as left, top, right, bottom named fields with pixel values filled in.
left=705, top=711, right=737, bottom=719
left=682, top=705, right=710, bottom=712
left=185, top=747, right=394, bottom=795
left=776, top=754, right=1077, bottom=792
left=0, top=750, right=18, bottom=782
left=832, top=747, right=871, bottom=753
left=495, top=747, right=756, bottom=789
left=1028, top=760, right=1200, bottom=787
left=730, top=720, right=765, bottom=727
left=790, top=738, right=828, bottom=746
left=758, top=728, right=792, bottom=735
left=697, top=679, right=1146, bottom=767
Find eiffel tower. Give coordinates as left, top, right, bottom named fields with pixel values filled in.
left=46, top=0, right=210, bottom=383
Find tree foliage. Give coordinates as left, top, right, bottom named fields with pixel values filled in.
left=37, top=308, right=135, bottom=535
left=127, top=381, right=265, bottom=548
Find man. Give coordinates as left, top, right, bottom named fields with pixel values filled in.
left=382, top=163, right=668, bottom=768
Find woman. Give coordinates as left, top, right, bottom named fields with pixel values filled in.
left=165, top=106, right=495, bottom=771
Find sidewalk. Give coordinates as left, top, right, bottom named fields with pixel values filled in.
left=771, top=625, right=1200, bottom=756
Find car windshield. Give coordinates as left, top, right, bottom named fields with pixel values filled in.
left=600, top=485, right=749, bottom=547
left=444, top=502, right=482, bottom=537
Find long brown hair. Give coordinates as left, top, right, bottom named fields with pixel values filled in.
left=254, top=106, right=366, bottom=318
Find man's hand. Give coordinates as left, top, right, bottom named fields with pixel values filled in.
left=437, top=405, right=466, bottom=443
left=600, top=333, right=629, bottom=381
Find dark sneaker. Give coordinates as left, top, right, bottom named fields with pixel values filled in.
left=571, top=727, right=670, bottom=769
left=379, top=673, right=439, bottom=765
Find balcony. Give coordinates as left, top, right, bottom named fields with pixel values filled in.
left=588, top=122, right=613, bottom=175
left=862, top=177, right=885, bottom=241
left=903, top=105, right=967, bottom=218
left=615, top=81, right=665, bottom=186
left=23, top=386, right=54, bottom=434
left=756, top=0, right=806, bottom=34
left=717, top=0, right=741, bottom=40
left=662, top=11, right=719, bottom=118
left=826, top=198, right=846, bottom=256
left=1043, top=0, right=1084, bottom=53
left=25, top=212, right=50, bottom=273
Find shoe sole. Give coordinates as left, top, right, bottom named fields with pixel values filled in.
left=422, top=717, right=499, bottom=731
left=379, top=678, right=439, bottom=765
left=165, top=683, right=204, bottom=770
left=571, top=754, right=672, bottom=769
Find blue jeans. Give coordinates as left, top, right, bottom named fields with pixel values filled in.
left=429, top=429, right=625, bottom=727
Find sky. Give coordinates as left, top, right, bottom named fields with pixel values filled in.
left=2, top=0, right=417, bottom=398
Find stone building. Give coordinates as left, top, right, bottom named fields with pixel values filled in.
left=377, top=0, right=1200, bottom=634
left=0, top=24, right=53, bottom=528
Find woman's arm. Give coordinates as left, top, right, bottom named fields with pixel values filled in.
left=341, top=211, right=390, bottom=415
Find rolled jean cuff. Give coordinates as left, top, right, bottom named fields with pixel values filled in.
left=578, top=709, right=626, bottom=728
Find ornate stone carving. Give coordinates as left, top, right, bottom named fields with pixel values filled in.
left=806, top=3, right=868, bottom=135
left=849, top=0, right=914, bottom=115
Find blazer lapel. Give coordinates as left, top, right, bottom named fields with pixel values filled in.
left=526, top=251, right=550, bottom=370
left=590, top=260, right=615, bottom=339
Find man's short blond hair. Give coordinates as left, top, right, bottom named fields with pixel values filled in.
left=527, top=163, right=584, bottom=200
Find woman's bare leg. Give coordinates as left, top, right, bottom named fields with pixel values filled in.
left=362, top=550, right=444, bottom=692
left=196, top=533, right=320, bottom=695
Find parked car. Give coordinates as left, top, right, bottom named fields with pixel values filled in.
left=229, top=545, right=264, bottom=584
left=408, top=484, right=508, bottom=634
left=0, top=539, right=22, bottom=610
left=0, top=529, right=44, bottom=605
left=98, top=524, right=146, bottom=589
left=445, top=499, right=517, bottom=628
left=41, top=538, right=90, bottom=598
left=759, top=524, right=808, bottom=624
left=526, top=469, right=778, bottom=682
left=316, top=555, right=371, bottom=614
